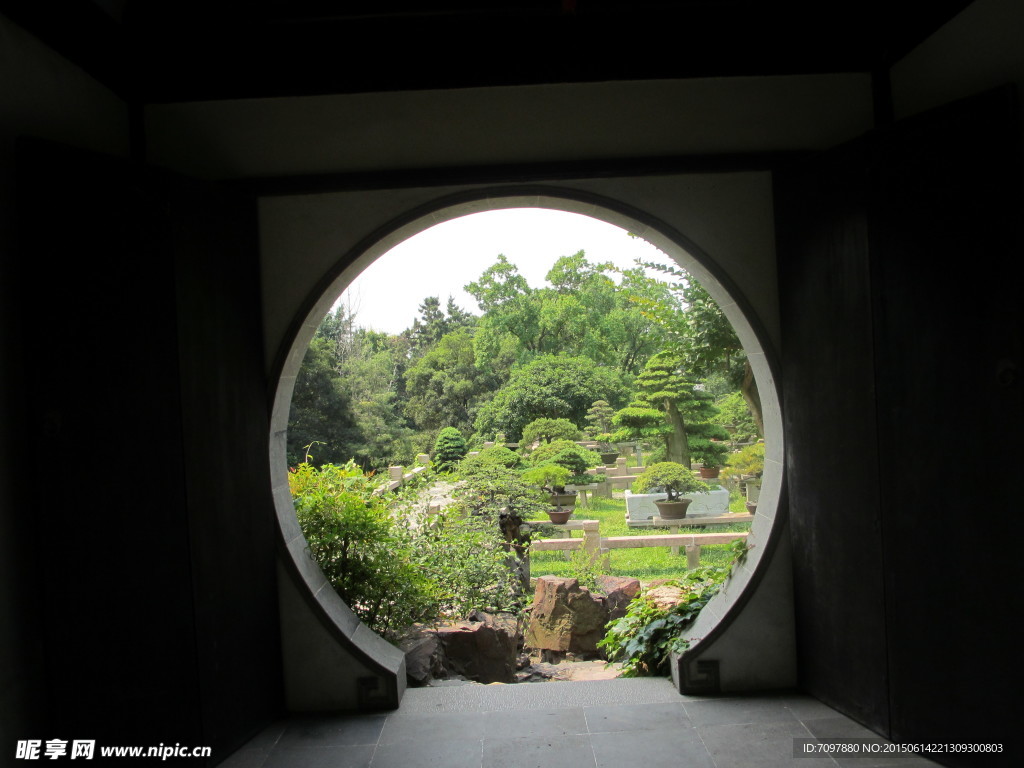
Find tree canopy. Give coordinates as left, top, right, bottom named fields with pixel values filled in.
left=287, top=246, right=752, bottom=472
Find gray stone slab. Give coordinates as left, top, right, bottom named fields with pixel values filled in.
left=583, top=701, right=691, bottom=734
left=590, top=728, right=714, bottom=768
left=262, top=745, right=375, bottom=768
left=399, top=677, right=680, bottom=714
left=482, top=734, right=597, bottom=768
left=370, top=738, right=484, bottom=768
left=682, top=694, right=803, bottom=727
left=278, top=713, right=388, bottom=747
left=698, top=720, right=835, bottom=768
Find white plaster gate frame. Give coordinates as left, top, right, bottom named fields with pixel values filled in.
left=266, top=184, right=791, bottom=708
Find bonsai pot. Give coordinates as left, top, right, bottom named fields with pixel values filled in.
left=698, top=466, right=720, bottom=479
left=745, top=501, right=758, bottom=515
left=654, top=498, right=692, bottom=519
left=600, top=451, right=619, bottom=465
left=548, top=492, right=577, bottom=508
left=546, top=508, right=573, bottom=524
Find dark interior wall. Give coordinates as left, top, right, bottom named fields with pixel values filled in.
left=777, top=88, right=1022, bottom=761
left=8, top=140, right=283, bottom=760
left=775, top=139, right=890, bottom=731
left=0, top=11, right=131, bottom=748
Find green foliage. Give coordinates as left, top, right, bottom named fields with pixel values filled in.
left=632, top=462, right=710, bottom=500
left=598, top=540, right=749, bottom=676
left=408, top=508, right=525, bottom=617
left=712, top=390, right=759, bottom=443
left=406, top=295, right=476, bottom=359
left=564, top=547, right=605, bottom=592
left=404, top=327, right=500, bottom=436
left=457, top=445, right=523, bottom=476
left=432, top=427, right=468, bottom=473
left=473, top=354, right=630, bottom=441
left=721, top=441, right=765, bottom=482
left=466, top=252, right=670, bottom=375
left=520, top=417, right=582, bottom=447
left=526, top=439, right=602, bottom=479
left=520, top=463, right=573, bottom=494
left=597, top=568, right=727, bottom=676
left=584, top=399, right=616, bottom=440
left=288, top=461, right=437, bottom=639
left=288, top=307, right=417, bottom=470
left=613, top=351, right=728, bottom=468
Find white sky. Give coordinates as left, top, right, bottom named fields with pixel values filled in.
left=335, top=208, right=673, bottom=334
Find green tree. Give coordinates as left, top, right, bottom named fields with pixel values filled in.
left=407, top=295, right=476, bottom=358
left=432, top=426, right=468, bottom=473
left=519, top=417, right=581, bottom=448
left=584, top=399, right=616, bottom=439
left=613, top=351, right=728, bottom=468
left=404, top=327, right=501, bottom=436
left=472, top=354, right=630, bottom=441
left=630, top=261, right=763, bottom=437
left=466, top=252, right=670, bottom=375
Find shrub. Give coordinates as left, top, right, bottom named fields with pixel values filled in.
left=288, top=461, right=438, bottom=639
left=520, top=417, right=582, bottom=448
left=432, top=426, right=468, bottom=473
left=526, top=439, right=601, bottom=479
left=408, top=509, right=525, bottom=618
left=451, top=465, right=549, bottom=592
left=457, top=445, right=522, bottom=476
left=632, top=461, right=710, bottom=500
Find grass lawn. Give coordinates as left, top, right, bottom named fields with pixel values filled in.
left=527, top=488, right=752, bottom=583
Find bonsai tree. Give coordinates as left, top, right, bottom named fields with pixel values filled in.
left=526, top=439, right=602, bottom=484
left=521, top=463, right=573, bottom=495
left=690, top=435, right=730, bottom=471
left=633, top=461, right=710, bottom=501
left=432, top=426, right=468, bottom=473
left=584, top=400, right=616, bottom=444
left=520, top=417, right=581, bottom=448
left=720, top=442, right=765, bottom=482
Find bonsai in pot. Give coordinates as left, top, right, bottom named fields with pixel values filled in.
left=521, top=463, right=576, bottom=523
left=632, top=461, right=711, bottom=519
left=594, top=432, right=620, bottom=465
left=692, top=436, right=731, bottom=479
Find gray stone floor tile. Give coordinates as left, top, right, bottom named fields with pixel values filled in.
left=377, top=710, right=488, bottom=745
left=261, top=745, right=375, bottom=768
left=833, top=757, right=944, bottom=768
left=370, top=738, right=483, bottom=768
left=482, top=707, right=589, bottom=739
left=803, top=715, right=888, bottom=740
left=583, top=701, right=691, bottom=734
left=216, top=748, right=268, bottom=768
left=482, top=734, right=597, bottom=768
left=278, top=714, right=388, bottom=747
left=699, top=720, right=834, bottom=768
left=241, top=720, right=289, bottom=750
left=683, top=695, right=802, bottom=727
left=590, top=728, right=714, bottom=768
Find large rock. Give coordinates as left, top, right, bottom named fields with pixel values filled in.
left=595, top=575, right=642, bottom=622
left=399, top=612, right=521, bottom=686
left=525, top=576, right=609, bottom=656
left=644, top=584, right=688, bottom=612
